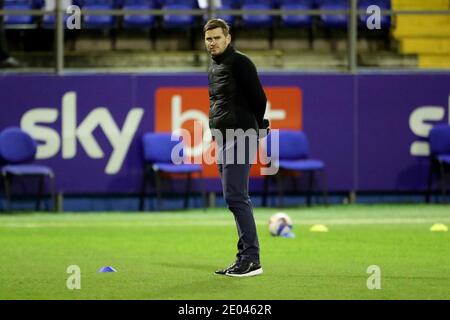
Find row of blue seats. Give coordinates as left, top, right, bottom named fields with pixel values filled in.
left=4, top=0, right=391, bottom=29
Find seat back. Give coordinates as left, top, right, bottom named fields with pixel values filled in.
left=160, top=0, right=197, bottom=28
left=82, top=0, right=114, bottom=4
left=318, top=0, right=348, bottom=28
left=279, top=0, right=315, bottom=6
left=122, top=0, right=157, bottom=27
left=266, top=129, right=310, bottom=160
left=279, top=0, right=315, bottom=27
left=4, top=0, right=33, bottom=5
left=429, top=124, right=450, bottom=156
left=142, top=132, right=183, bottom=163
left=359, top=0, right=391, bottom=7
left=81, top=0, right=116, bottom=28
left=241, top=0, right=275, bottom=27
left=121, top=0, right=155, bottom=5
left=4, top=0, right=35, bottom=26
left=0, top=127, right=37, bottom=164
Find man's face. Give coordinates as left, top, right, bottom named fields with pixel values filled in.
left=204, top=27, right=231, bottom=57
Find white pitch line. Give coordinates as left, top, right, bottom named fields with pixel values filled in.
left=0, top=217, right=450, bottom=228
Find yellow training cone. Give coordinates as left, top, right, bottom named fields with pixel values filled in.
left=430, top=224, right=448, bottom=232
left=310, top=224, right=329, bottom=232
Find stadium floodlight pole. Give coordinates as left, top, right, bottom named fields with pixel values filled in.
left=348, top=0, right=357, bottom=73
left=205, top=0, right=218, bottom=72
left=207, top=0, right=216, bottom=20
left=55, top=0, right=64, bottom=74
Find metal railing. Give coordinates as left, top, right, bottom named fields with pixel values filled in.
left=0, top=0, right=449, bottom=74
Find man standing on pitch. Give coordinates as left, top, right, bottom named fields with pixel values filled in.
left=204, top=19, right=267, bottom=277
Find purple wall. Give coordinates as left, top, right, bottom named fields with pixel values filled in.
left=0, top=72, right=448, bottom=194
left=358, top=74, right=450, bottom=191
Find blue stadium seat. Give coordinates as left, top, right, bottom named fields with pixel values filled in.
left=216, top=0, right=237, bottom=25
left=122, top=0, right=156, bottom=28
left=139, top=132, right=205, bottom=211
left=318, top=0, right=349, bottom=29
left=82, top=0, right=116, bottom=29
left=160, top=0, right=197, bottom=29
left=358, top=0, right=391, bottom=29
left=279, top=0, right=314, bottom=27
left=33, top=0, right=44, bottom=7
left=262, top=130, right=328, bottom=207
left=241, top=0, right=274, bottom=28
left=4, top=0, right=35, bottom=27
left=0, top=127, right=56, bottom=212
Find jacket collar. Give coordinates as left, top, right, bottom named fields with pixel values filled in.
left=212, top=45, right=235, bottom=63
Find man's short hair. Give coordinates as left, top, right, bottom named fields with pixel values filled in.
left=203, top=19, right=230, bottom=37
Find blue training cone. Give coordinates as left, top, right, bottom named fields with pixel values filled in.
left=98, top=266, right=117, bottom=273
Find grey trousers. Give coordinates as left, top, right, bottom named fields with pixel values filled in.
left=217, top=136, right=260, bottom=263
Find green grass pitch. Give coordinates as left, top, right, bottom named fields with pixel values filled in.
left=0, top=204, right=449, bottom=300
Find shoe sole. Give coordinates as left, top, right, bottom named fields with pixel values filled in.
left=225, top=268, right=263, bottom=278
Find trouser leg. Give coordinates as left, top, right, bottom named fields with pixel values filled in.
left=219, top=161, right=260, bottom=262
left=217, top=136, right=260, bottom=263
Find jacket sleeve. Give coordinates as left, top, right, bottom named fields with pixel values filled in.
left=233, top=54, right=267, bottom=128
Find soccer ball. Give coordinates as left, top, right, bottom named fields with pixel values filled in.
left=268, top=212, right=295, bottom=238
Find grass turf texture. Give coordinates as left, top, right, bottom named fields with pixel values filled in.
left=0, top=204, right=449, bottom=300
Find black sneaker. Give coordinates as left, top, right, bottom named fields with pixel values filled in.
left=226, top=261, right=263, bottom=277
left=214, top=260, right=239, bottom=275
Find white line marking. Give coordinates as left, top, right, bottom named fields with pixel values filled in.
left=1, top=217, right=450, bottom=228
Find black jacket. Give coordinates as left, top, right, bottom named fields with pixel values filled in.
left=207, top=45, right=267, bottom=134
